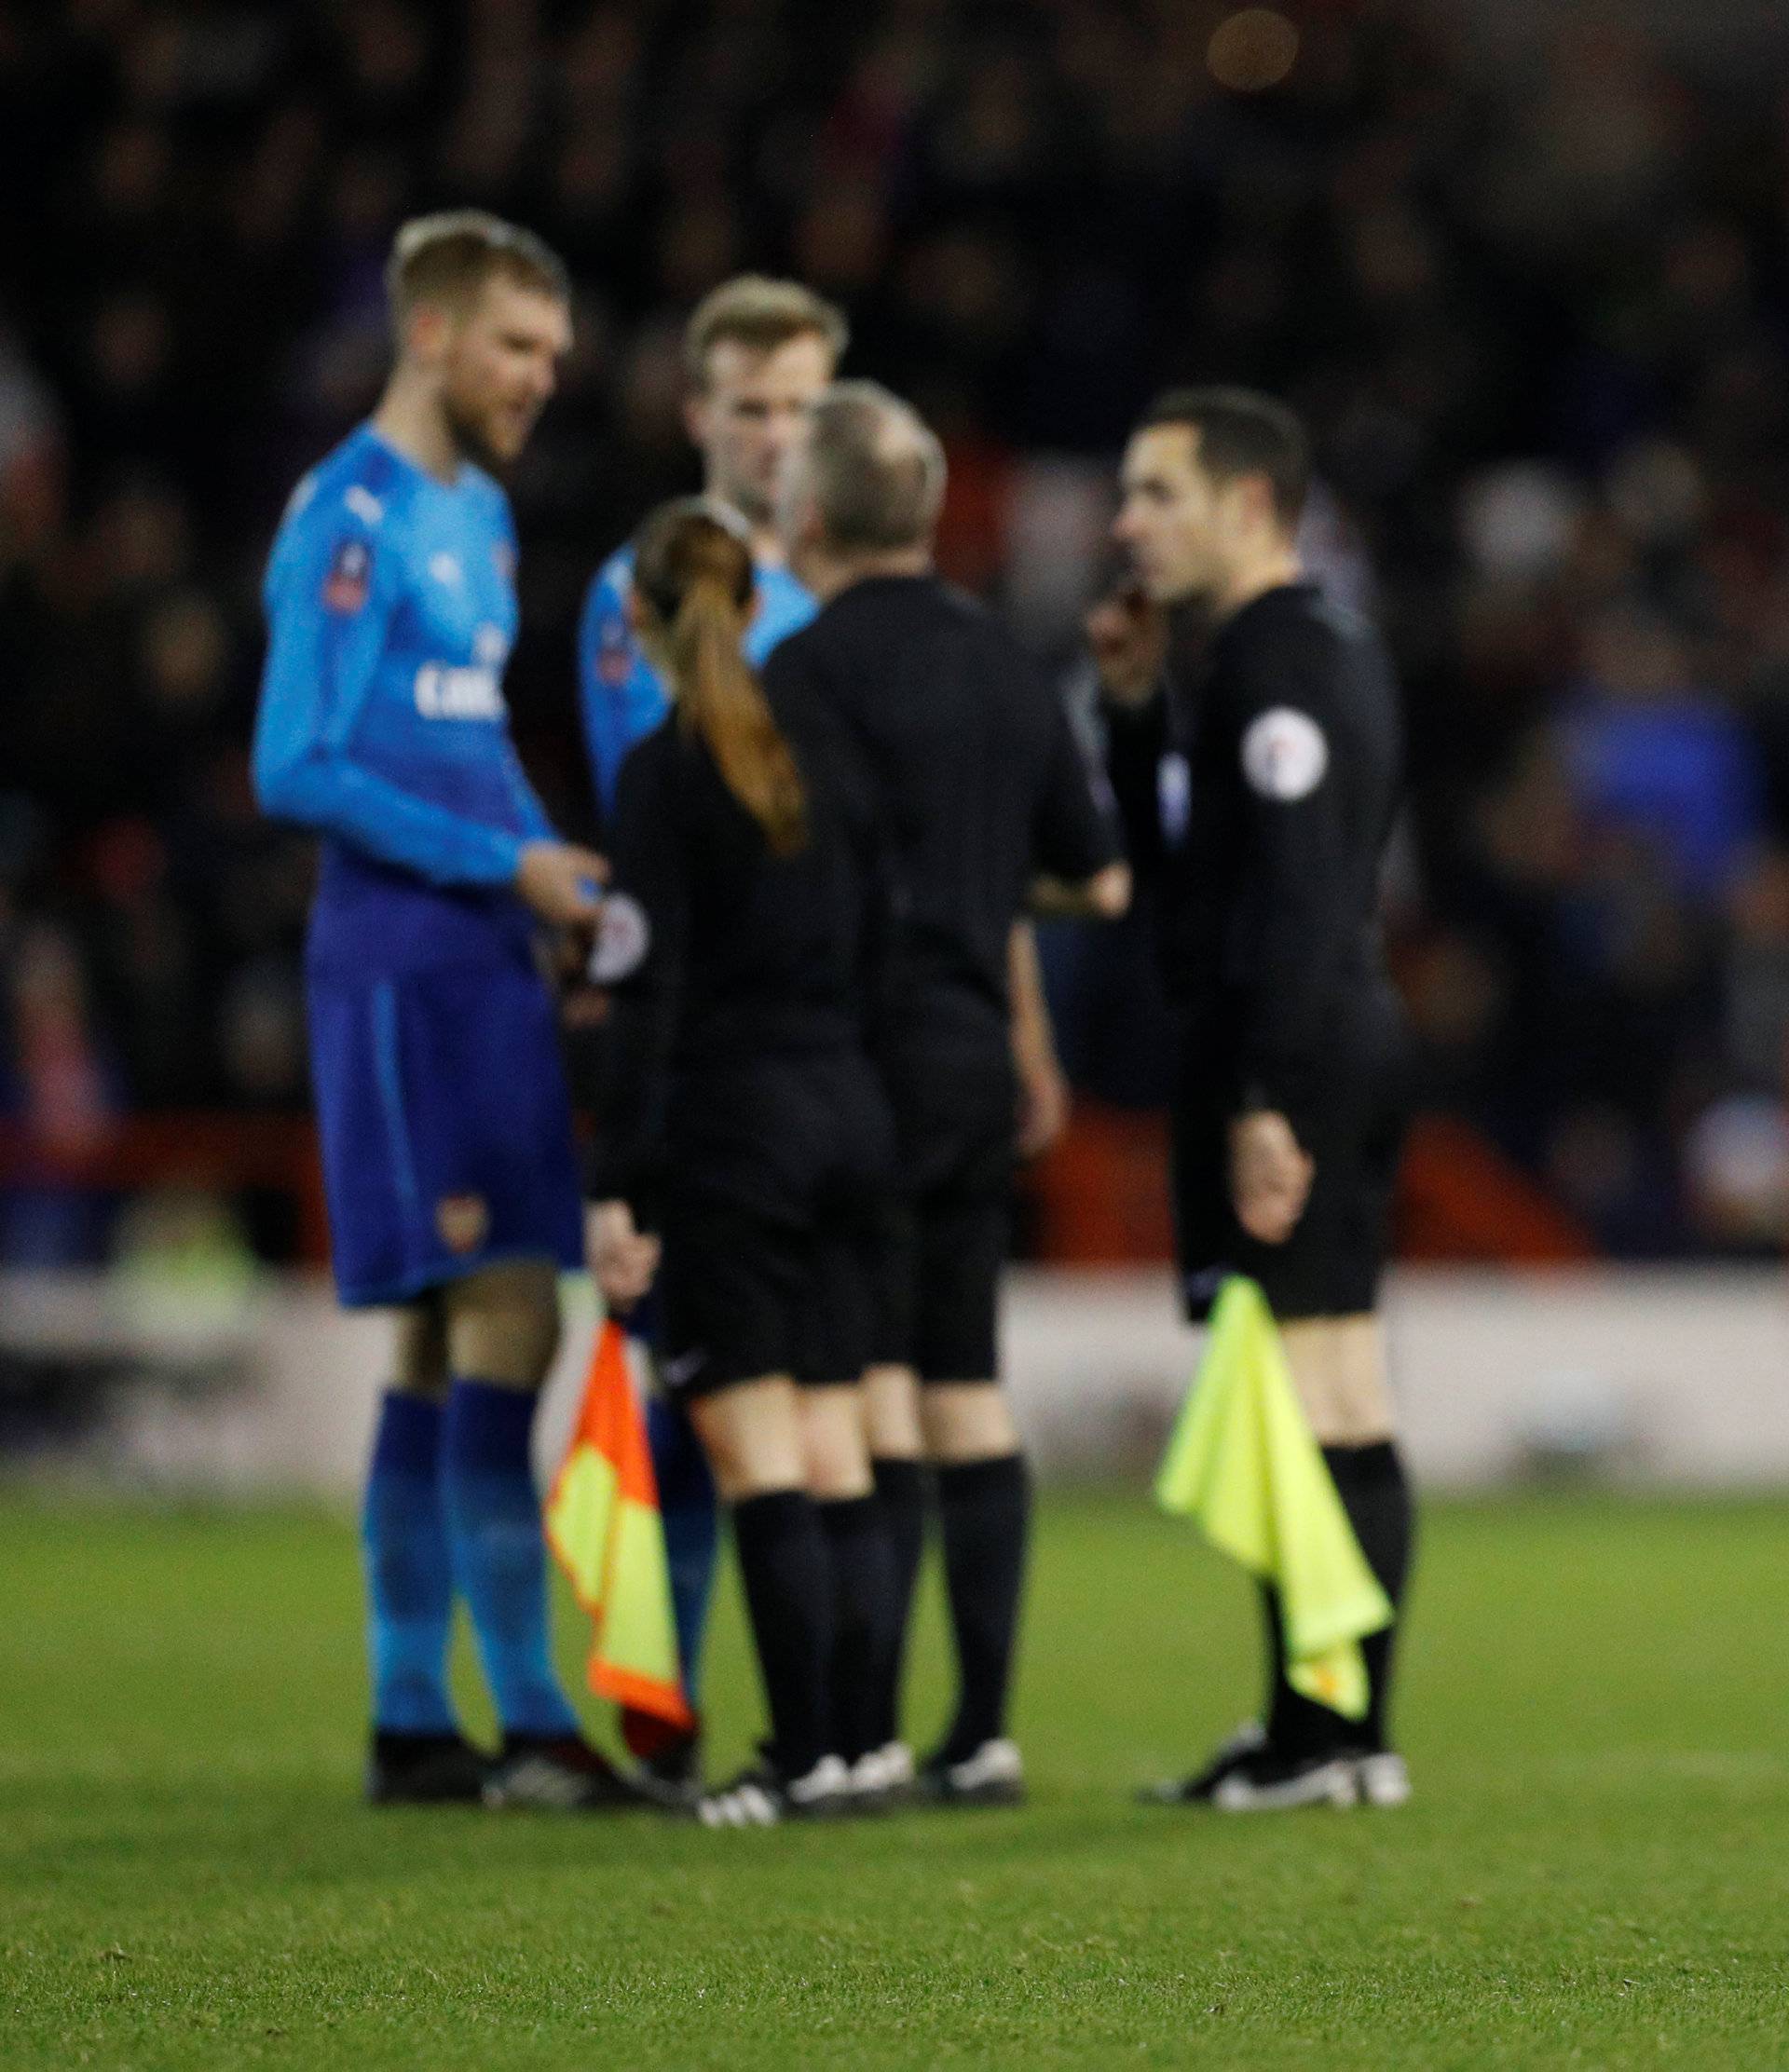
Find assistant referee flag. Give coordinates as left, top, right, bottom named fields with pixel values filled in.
left=545, top=1322, right=694, bottom=1733
left=1156, top=1276, right=1391, bottom=1721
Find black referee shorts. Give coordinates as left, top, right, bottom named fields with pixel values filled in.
left=655, top=1051, right=895, bottom=1397
left=1171, top=984, right=1412, bottom=1324
left=873, top=1036, right=1016, bottom=1384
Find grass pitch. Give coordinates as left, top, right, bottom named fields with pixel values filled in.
left=5, top=1489, right=1789, bottom=2070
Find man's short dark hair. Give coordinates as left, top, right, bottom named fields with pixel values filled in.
left=1139, top=386, right=1310, bottom=529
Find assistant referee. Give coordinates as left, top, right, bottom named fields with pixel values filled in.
left=1091, top=388, right=1415, bottom=1813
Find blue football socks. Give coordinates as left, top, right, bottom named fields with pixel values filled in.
left=442, top=1378, right=580, bottom=1740
left=362, top=1391, right=457, bottom=1736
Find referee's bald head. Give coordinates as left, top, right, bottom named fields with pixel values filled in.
left=781, top=380, right=948, bottom=556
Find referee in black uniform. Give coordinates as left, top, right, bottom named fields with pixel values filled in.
left=585, top=498, right=899, bottom=1824
left=1090, top=388, right=1415, bottom=1812
left=774, top=382, right=1129, bottom=1805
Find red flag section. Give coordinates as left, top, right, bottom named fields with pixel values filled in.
left=544, top=1321, right=694, bottom=1733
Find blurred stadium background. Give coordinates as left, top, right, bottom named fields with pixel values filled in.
left=10, top=0, right=1789, bottom=1488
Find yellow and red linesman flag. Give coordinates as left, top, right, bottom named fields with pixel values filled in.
left=544, top=1321, right=694, bottom=1733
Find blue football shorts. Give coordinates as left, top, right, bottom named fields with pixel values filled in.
left=307, top=946, right=584, bottom=1306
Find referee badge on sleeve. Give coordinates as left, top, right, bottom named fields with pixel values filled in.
left=587, top=893, right=650, bottom=983
left=1241, top=707, right=1329, bottom=800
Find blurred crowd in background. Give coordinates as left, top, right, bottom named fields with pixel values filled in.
left=9, top=0, right=1789, bottom=1269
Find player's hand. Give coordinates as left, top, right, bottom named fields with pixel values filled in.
left=1085, top=583, right=1168, bottom=709
left=1230, top=1110, right=1315, bottom=1246
left=560, top=983, right=611, bottom=1030
left=551, top=924, right=594, bottom=982
left=1015, top=1050, right=1071, bottom=1159
left=550, top=922, right=611, bottom=1029
left=587, top=1199, right=661, bottom=1312
left=516, top=842, right=608, bottom=927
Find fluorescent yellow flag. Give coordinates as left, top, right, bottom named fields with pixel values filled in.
left=1156, top=1276, right=1391, bottom=1720
left=545, top=1322, right=694, bottom=1731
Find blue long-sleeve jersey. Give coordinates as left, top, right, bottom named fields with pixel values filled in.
left=577, top=543, right=818, bottom=822
left=255, top=424, right=555, bottom=975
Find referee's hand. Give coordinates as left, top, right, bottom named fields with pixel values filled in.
left=587, top=1200, right=661, bottom=1312
left=1229, top=1111, right=1315, bottom=1246
left=1015, top=1049, right=1071, bottom=1159
left=517, top=841, right=608, bottom=927
left=1085, top=584, right=1167, bottom=709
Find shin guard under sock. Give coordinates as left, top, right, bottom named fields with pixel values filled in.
left=1325, top=1439, right=1414, bottom=1752
left=731, top=1489, right=833, bottom=1778
left=441, top=1379, right=580, bottom=1740
left=870, top=1456, right=926, bottom=1747
left=1260, top=1584, right=1351, bottom=1760
left=362, top=1391, right=456, bottom=1735
left=816, top=1495, right=896, bottom=1764
left=1262, top=1440, right=1414, bottom=1758
left=935, top=1453, right=1031, bottom=1760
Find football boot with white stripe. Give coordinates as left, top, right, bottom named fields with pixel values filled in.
left=696, top=1753, right=852, bottom=1828
left=1141, top=1722, right=1370, bottom=1809
left=1140, top=1721, right=1359, bottom=1811
left=845, top=1740, right=917, bottom=1810
left=1206, top=1750, right=1359, bottom=1811
left=1352, top=1750, right=1412, bottom=1807
left=919, top=1737, right=1026, bottom=1808
left=482, top=1734, right=668, bottom=1812
left=1137, top=1721, right=1267, bottom=1806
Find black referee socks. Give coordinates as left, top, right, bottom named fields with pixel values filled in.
left=871, top=1457, right=927, bottom=1747
left=935, top=1452, right=1031, bottom=1762
left=816, top=1495, right=896, bottom=1764
left=1263, top=1439, right=1414, bottom=1758
left=1328, top=1439, right=1414, bottom=1753
left=731, top=1490, right=833, bottom=1779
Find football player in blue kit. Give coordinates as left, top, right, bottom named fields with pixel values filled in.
left=578, top=277, right=842, bottom=823
left=254, top=211, right=652, bottom=1812
left=574, top=278, right=844, bottom=1781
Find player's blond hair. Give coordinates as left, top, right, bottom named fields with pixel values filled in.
left=385, top=211, right=568, bottom=334
left=682, top=276, right=849, bottom=390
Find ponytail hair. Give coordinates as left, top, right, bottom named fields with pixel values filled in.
left=631, top=498, right=808, bottom=856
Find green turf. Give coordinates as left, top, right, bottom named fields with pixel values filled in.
left=4, top=1489, right=1789, bottom=2070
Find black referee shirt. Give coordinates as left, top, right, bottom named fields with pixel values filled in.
left=584, top=675, right=888, bottom=1208
left=767, top=573, right=1119, bottom=1051
left=1102, top=580, right=1402, bottom=1137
